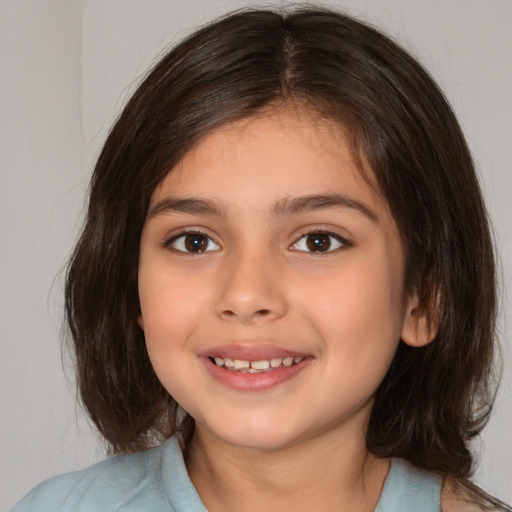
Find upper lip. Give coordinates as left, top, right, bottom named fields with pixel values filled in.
left=199, top=344, right=309, bottom=361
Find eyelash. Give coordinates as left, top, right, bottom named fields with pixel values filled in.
left=164, top=229, right=351, bottom=254
left=290, top=230, right=352, bottom=254
left=164, top=230, right=220, bottom=253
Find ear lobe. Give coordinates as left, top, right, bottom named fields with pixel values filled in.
left=137, top=314, right=144, bottom=330
left=401, top=297, right=437, bottom=348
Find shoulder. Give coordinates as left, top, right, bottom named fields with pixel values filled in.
left=11, top=442, right=171, bottom=512
left=379, top=459, right=510, bottom=512
left=441, top=478, right=510, bottom=512
left=376, top=458, right=441, bottom=511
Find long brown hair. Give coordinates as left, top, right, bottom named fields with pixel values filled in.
left=65, top=6, right=503, bottom=506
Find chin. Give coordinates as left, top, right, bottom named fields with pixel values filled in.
left=199, top=414, right=309, bottom=453
left=224, top=432, right=299, bottom=453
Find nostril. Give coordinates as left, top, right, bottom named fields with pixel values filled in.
left=217, top=303, right=286, bottom=323
left=222, top=309, right=270, bottom=317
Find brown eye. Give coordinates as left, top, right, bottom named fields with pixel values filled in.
left=292, top=232, right=347, bottom=253
left=306, top=233, right=331, bottom=252
left=169, top=232, right=220, bottom=253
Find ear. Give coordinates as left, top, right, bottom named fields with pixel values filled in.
left=401, top=295, right=437, bottom=348
left=137, top=314, right=144, bottom=330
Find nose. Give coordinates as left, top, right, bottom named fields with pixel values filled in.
left=214, top=249, right=288, bottom=325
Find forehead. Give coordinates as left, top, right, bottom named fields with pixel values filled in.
left=150, top=107, right=387, bottom=214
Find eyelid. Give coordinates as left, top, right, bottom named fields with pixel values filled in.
left=290, top=229, right=352, bottom=253
left=163, top=229, right=221, bottom=253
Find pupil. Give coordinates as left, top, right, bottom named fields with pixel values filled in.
left=306, top=234, right=330, bottom=252
left=185, top=234, right=207, bottom=252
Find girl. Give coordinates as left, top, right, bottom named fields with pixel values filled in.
left=13, top=6, right=511, bottom=512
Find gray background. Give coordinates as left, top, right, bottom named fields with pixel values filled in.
left=1, top=0, right=510, bottom=509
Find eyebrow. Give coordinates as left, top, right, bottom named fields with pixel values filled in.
left=271, top=194, right=379, bottom=222
left=149, top=197, right=227, bottom=219
left=149, top=193, right=378, bottom=223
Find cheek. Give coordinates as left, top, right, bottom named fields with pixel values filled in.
left=299, top=256, right=405, bottom=369
left=138, top=276, right=201, bottom=404
left=139, top=251, right=210, bottom=323
left=304, top=259, right=404, bottom=327
left=138, top=269, right=198, bottom=364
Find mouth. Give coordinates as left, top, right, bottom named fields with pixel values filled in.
left=209, top=355, right=305, bottom=373
left=201, top=346, right=313, bottom=392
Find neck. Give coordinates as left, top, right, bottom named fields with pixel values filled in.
left=185, top=420, right=390, bottom=512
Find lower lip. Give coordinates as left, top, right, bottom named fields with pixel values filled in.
left=202, top=356, right=313, bottom=392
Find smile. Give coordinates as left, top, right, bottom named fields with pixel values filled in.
left=210, top=356, right=305, bottom=373
left=202, top=349, right=313, bottom=392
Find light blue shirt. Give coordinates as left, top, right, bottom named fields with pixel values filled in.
left=12, top=437, right=441, bottom=511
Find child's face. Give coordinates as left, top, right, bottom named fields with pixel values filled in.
left=138, top=107, right=422, bottom=452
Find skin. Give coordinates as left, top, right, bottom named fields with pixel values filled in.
left=138, top=107, right=434, bottom=512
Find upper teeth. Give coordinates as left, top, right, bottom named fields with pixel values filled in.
left=212, top=356, right=304, bottom=372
